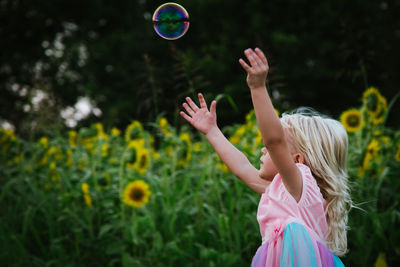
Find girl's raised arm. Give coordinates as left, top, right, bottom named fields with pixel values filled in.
left=180, top=93, right=270, bottom=194
left=239, top=48, right=303, bottom=202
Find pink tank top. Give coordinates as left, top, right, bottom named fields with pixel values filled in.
left=257, top=163, right=328, bottom=245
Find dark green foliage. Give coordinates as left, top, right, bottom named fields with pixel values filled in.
left=1, top=0, right=399, bottom=136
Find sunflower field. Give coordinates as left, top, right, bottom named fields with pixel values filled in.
left=1, top=88, right=399, bottom=266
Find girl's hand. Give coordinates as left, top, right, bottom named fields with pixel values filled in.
left=239, top=48, right=269, bottom=90
left=180, top=93, right=217, bottom=135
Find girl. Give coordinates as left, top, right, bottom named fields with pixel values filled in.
left=180, top=48, right=350, bottom=266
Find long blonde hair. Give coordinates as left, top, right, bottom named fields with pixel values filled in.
left=280, top=108, right=352, bottom=256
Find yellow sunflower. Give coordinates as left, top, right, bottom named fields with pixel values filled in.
left=151, top=147, right=160, bottom=160
left=178, top=132, right=192, bottom=166
left=136, top=148, right=150, bottom=174
left=374, top=252, right=387, bottom=267
left=159, top=117, right=173, bottom=136
left=111, top=127, right=121, bottom=136
left=126, top=139, right=149, bottom=173
left=395, top=142, right=400, bottom=162
left=0, top=129, right=16, bottom=154
left=94, top=123, right=108, bottom=140
left=229, top=134, right=241, bottom=145
left=193, top=142, right=202, bottom=152
left=216, top=156, right=229, bottom=173
left=68, top=130, right=77, bottom=147
left=38, top=137, right=49, bottom=148
left=125, top=120, right=144, bottom=143
left=245, top=110, right=255, bottom=122
left=362, top=87, right=382, bottom=116
left=126, top=140, right=141, bottom=169
left=81, top=182, right=90, bottom=194
left=66, top=149, right=73, bottom=167
left=229, top=125, right=246, bottom=145
left=81, top=182, right=92, bottom=207
left=359, top=139, right=381, bottom=177
left=122, top=180, right=152, bottom=208
left=372, top=95, right=387, bottom=125
left=256, top=129, right=263, bottom=146
left=340, top=109, right=363, bottom=133
left=101, top=143, right=110, bottom=157
left=0, top=129, right=16, bottom=143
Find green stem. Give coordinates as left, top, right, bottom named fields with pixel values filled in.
left=383, top=91, right=400, bottom=125
left=119, top=149, right=128, bottom=226
left=131, top=210, right=137, bottom=257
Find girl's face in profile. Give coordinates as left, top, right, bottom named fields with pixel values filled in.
left=258, top=147, right=278, bottom=181
left=258, top=132, right=304, bottom=181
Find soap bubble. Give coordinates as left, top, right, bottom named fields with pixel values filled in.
left=152, top=3, right=189, bottom=40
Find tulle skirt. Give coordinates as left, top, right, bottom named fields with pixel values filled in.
left=251, top=222, right=344, bottom=267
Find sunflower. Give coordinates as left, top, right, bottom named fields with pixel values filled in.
left=236, top=125, right=246, bottom=136
left=122, top=180, right=152, bottom=208
left=362, top=87, right=382, bottom=117
left=125, top=120, right=144, bottom=143
left=245, top=109, right=255, bottom=122
left=229, top=125, right=246, bottom=145
left=374, top=253, right=387, bottom=267
left=68, top=130, right=77, bottom=147
left=101, top=143, right=110, bottom=157
left=360, top=139, right=381, bottom=175
left=126, top=139, right=149, bottom=173
left=38, top=137, right=49, bottom=148
left=178, top=132, right=192, bottom=166
left=0, top=129, right=16, bottom=154
left=94, top=123, right=108, bottom=141
left=81, top=182, right=92, bottom=207
left=0, top=129, right=16, bottom=144
left=111, top=127, right=121, bottom=136
left=216, top=156, right=229, bottom=173
left=256, top=129, right=263, bottom=146
left=372, top=95, right=387, bottom=125
left=395, top=142, right=400, bottom=162
left=66, top=149, right=73, bottom=167
left=136, top=148, right=150, bottom=174
left=81, top=182, right=90, bottom=194
left=340, top=109, right=363, bottom=133
left=193, top=142, right=202, bottom=152
left=229, top=134, right=241, bottom=145
left=126, top=140, right=141, bottom=169
left=159, top=117, right=173, bottom=136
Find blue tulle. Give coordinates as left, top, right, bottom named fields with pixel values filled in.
left=251, top=222, right=345, bottom=267
left=280, top=222, right=318, bottom=266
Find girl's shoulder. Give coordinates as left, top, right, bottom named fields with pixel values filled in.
left=267, top=163, right=325, bottom=207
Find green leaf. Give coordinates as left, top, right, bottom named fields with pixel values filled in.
left=98, top=224, right=113, bottom=239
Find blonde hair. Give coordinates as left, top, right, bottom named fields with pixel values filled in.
left=280, top=108, right=352, bottom=256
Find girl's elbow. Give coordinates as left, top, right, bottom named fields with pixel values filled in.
left=263, top=136, right=285, bottom=148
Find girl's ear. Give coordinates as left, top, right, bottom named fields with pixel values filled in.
left=293, top=153, right=305, bottom=164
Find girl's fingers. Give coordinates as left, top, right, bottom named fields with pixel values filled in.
left=182, top=102, right=194, bottom=116
left=210, top=100, right=217, bottom=116
left=186, top=97, right=199, bottom=112
left=254, top=48, right=269, bottom=66
left=239, top=58, right=251, bottom=72
left=198, top=93, right=208, bottom=110
left=244, top=49, right=260, bottom=68
left=249, top=49, right=264, bottom=68
left=179, top=111, right=193, bottom=124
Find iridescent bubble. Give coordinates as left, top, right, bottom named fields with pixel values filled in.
left=152, top=3, right=190, bottom=40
